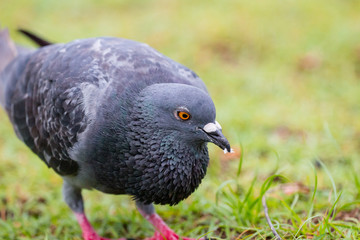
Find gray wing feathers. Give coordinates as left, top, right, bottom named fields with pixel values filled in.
left=5, top=44, right=90, bottom=175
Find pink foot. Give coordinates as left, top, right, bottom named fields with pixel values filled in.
left=144, top=232, right=202, bottom=240
left=75, top=213, right=127, bottom=240
left=144, top=213, right=204, bottom=240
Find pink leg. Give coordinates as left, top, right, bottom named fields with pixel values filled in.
left=75, top=212, right=127, bottom=240
left=144, top=213, right=204, bottom=240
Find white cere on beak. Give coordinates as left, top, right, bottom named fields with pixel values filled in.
left=203, top=121, right=223, bottom=133
left=203, top=122, right=217, bottom=133
left=215, top=121, right=222, bottom=130
left=223, top=148, right=235, bottom=154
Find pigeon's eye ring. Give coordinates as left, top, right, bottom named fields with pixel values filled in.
left=177, top=111, right=191, bottom=121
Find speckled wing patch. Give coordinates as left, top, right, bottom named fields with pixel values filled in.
left=10, top=78, right=87, bottom=176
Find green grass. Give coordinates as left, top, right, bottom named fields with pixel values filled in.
left=1, top=0, right=360, bottom=239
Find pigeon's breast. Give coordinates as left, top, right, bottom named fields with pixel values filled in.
left=125, top=131, right=209, bottom=205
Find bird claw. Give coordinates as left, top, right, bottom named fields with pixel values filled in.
left=144, top=231, right=205, bottom=240
left=141, top=213, right=205, bottom=240
left=144, top=231, right=178, bottom=240
left=82, top=231, right=127, bottom=240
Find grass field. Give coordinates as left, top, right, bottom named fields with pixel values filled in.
left=1, top=0, right=360, bottom=239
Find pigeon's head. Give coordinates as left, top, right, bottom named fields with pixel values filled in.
left=137, top=83, right=230, bottom=152
left=126, top=83, right=231, bottom=205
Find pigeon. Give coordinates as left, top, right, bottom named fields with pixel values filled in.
left=0, top=28, right=231, bottom=240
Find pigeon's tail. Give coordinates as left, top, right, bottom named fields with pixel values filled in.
left=0, top=28, right=17, bottom=107
left=0, top=28, right=17, bottom=74
left=18, top=29, right=52, bottom=47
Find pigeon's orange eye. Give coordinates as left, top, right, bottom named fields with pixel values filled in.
left=177, top=111, right=191, bottom=121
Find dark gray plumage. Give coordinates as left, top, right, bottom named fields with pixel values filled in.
left=0, top=29, right=230, bottom=240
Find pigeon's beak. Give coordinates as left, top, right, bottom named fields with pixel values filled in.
left=201, top=121, right=231, bottom=152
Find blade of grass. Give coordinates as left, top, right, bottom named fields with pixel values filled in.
left=294, top=214, right=323, bottom=239
left=308, top=163, right=318, bottom=221
left=316, top=158, right=337, bottom=201
left=238, top=175, right=257, bottom=214
left=236, top=143, right=244, bottom=177
left=215, top=180, right=236, bottom=205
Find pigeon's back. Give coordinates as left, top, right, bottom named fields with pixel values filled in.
left=0, top=32, right=208, bottom=177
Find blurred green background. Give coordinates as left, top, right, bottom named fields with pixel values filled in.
left=1, top=0, right=360, bottom=239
